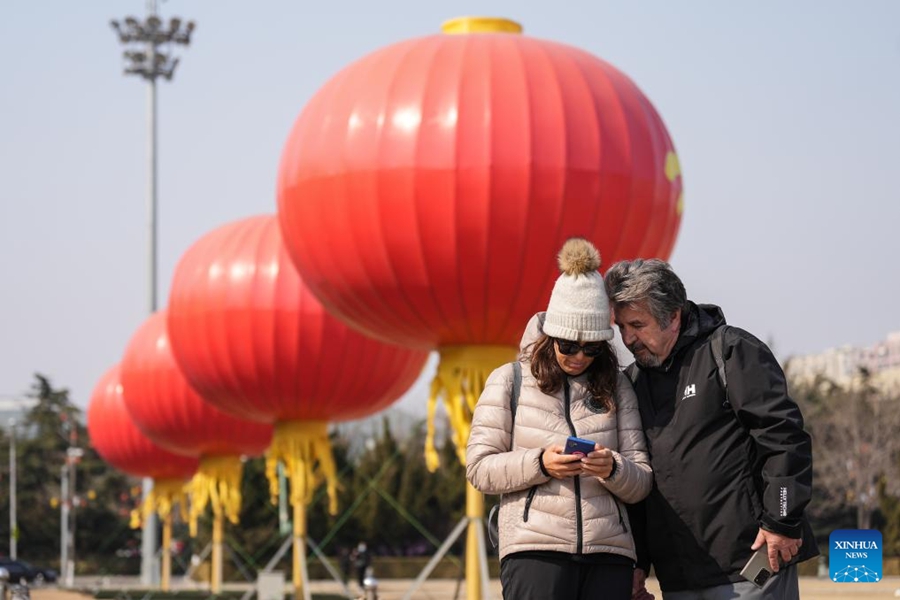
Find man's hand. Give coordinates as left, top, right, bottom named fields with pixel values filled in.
left=751, top=528, right=802, bottom=572
left=632, top=568, right=654, bottom=600
left=581, top=445, right=615, bottom=479
left=542, top=445, right=583, bottom=479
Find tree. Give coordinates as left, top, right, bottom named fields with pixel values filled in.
left=877, top=476, right=900, bottom=556
left=793, top=370, right=900, bottom=529
left=353, top=417, right=404, bottom=551
left=0, top=374, right=136, bottom=567
left=14, top=374, right=79, bottom=560
left=394, top=422, right=465, bottom=555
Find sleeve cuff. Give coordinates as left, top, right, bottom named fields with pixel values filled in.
left=600, top=452, right=620, bottom=482
left=538, top=449, right=550, bottom=477
left=760, top=513, right=802, bottom=538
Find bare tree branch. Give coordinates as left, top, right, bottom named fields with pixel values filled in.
left=792, top=370, right=900, bottom=529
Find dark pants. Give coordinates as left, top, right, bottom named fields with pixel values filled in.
left=662, top=565, right=799, bottom=600
left=500, top=554, right=632, bottom=600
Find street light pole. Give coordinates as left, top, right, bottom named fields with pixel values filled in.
left=148, top=64, right=158, bottom=314
left=63, top=446, right=83, bottom=588
left=110, top=0, right=194, bottom=587
left=9, top=418, right=16, bottom=560
left=60, top=464, right=68, bottom=581
left=72, top=448, right=81, bottom=587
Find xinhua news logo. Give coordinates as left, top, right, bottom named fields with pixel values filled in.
left=829, top=529, right=882, bottom=583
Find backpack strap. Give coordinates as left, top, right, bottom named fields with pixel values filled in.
left=710, top=325, right=730, bottom=407
left=510, top=361, right=522, bottom=435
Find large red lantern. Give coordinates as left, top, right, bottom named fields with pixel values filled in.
left=87, top=364, right=198, bottom=591
left=120, top=309, right=273, bottom=593
left=167, top=214, right=428, bottom=595
left=167, top=215, right=427, bottom=425
left=120, top=310, right=272, bottom=462
left=277, top=16, right=683, bottom=464
left=278, top=17, right=683, bottom=349
left=277, top=17, right=683, bottom=598
left=89, top=365, right=199, bottom=482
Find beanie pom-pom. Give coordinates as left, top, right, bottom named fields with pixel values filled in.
left=557, top=238, right=601, bottom=276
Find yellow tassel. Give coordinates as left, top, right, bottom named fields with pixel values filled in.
left=187, top=455, right=244, bottom=537
left=264, top=421, right=339, bottom=516
left=426, top=345, right=517, bottom=471
left=130, top=478, right=190, bottom=529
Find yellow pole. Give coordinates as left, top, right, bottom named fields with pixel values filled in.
left=466, top=482, right=485, bottom=600
left=161, top=512, right=172, bottom=592
left=212, top=512, right=223, bottom=594
left=293, top=500, right=307, bottom=599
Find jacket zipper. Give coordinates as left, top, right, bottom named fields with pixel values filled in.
left=523, top=486, right=537, bottom=522
left=564, top=378, right=583, bottom=554
left=613, top=498, right=629, bottom=533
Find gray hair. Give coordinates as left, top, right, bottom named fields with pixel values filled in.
left=603, top=259, right=687, bottom=328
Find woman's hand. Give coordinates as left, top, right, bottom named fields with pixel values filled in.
left=541, top=445, right=583, bottom=479
left=581, top=445, right=615, bottom=479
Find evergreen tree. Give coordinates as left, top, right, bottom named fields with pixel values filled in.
left=14, top=374, right=78, bottom=560
left=353, top=417, right=403, bottom=552
left=6, top=374, right=135, bottom=568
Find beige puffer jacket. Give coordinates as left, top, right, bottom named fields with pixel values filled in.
left=466, top=313, right=652, bottom=561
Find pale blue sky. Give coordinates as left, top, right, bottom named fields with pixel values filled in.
left=2, top=1, right=898, bottom=411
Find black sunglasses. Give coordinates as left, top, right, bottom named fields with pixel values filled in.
left=554, top=338, right=605, bottom=357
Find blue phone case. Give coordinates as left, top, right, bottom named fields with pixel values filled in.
left=564, top=436, right=595, bottom=456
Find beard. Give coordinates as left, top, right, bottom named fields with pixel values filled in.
left=629, top=343, right=662, bottom=368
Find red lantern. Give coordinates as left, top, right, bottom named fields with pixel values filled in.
left=88, top=364, right=197, bottom=591
left=120, top=309, right=273, bottom=556
left=167, top=214, right=428, bottom=594
left=278, top=17, right=682, bottom=471
left=120, top=311, right=272, bottom=460
left=88, top=364, right=198, bottom=482
left=167, top=215, right=428, bottom=425
left=278, top=18, right=683, bottom=352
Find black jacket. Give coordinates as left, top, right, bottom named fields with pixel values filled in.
left=625, top=302, right=818, bottom=592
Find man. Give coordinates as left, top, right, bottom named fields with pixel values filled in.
left=603, top=259, right=818, bottom=599
left=352, top=541, right=371, bottom=590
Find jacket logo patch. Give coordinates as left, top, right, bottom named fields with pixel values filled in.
left=682, top=384, right=697, bottom=400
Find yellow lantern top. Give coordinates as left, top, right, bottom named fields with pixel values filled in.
left=441, top=16, right=523, bottom=34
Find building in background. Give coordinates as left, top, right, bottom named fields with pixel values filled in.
left=787, top=332, right=900, bottom=391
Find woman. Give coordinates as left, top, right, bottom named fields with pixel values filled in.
left=467, top=238, right=652, bottom=600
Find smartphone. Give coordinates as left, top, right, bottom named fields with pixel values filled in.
left=564, top=436, right=596, bottom=457
left=739, top=544, right=773, bottom=588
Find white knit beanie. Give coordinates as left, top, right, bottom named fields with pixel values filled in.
left=543, top=238, right=614, bottom=343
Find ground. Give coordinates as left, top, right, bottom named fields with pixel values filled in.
left=27, top=577, right=900, bottom=599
